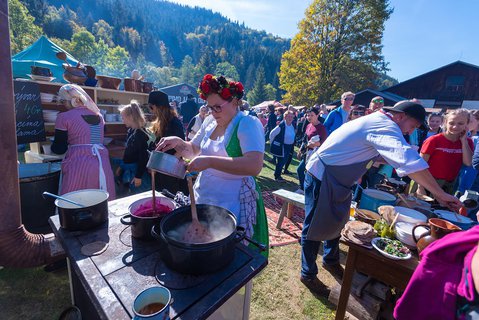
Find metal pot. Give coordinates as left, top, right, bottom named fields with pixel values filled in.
left=31, top=66, right=52, bottom=77
left=55, top=189, right=109, bottom=231
left=151, top=204, right=265, bottom=275
left=147, top=151, right=186, bottom=179
left=120, top=196, right=177, bottom=240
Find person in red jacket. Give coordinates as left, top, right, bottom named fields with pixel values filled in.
left=418, top=108, right=474, bottom=195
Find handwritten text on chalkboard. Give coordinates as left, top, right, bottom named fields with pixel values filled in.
left=14, top=80, right=46, bottom=144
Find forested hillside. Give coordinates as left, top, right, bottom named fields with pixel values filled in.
left=11, top=0, right=289, bottom=101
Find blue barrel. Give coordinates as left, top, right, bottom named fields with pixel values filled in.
left=19, top=162, right=61, bottom=233
left=359, top=189, right=397, bottom=213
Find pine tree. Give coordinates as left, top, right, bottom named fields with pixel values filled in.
left=180, top=55, right=196, bottom=86
left=246, top=66, right=268, bottom=105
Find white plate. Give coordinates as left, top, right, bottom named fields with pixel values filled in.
left=28, top=74, right=55, bottom=82
left=371, top=237, right=412, bottom=260
left=394, top=206, right=427, bottom=224
left=434, top=210, right=473, bottom=224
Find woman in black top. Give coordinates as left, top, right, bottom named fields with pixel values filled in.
left=117, top=101, right=152, bottom=193
left=148, top=91, right=188, bottom=195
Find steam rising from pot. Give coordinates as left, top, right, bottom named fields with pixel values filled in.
left=167, top=207, right=235, bottom=244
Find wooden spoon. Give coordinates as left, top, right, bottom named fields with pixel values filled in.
left=55, top=51, right=71, bottom=67
left=397, top=193, right=413, bottom=209
left=389, top=211, right=400, bottom=230
left=151, top=171, right=156, bottom=214
left=182, top=175, right=212, bottom=243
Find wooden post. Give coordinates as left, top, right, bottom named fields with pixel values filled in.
left=335, top=248, right=358, bottom=320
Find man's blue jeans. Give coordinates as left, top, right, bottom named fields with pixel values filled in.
left=297, top=159, right=306, bottom=190
left=301, top=171, right=340, bottom=279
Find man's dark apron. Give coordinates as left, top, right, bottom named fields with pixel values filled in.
left=306, top=158, right=372, bottom=241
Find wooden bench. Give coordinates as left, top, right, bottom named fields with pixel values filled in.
left=273, top=189, right=305, bottom=229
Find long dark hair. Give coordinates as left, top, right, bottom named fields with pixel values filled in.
left=150, top=105, right=179, bottom=139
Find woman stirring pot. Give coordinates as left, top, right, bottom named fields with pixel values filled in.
left=156, top=74, right=269, bottom=257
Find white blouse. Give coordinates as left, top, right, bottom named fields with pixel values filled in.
left=306, top=111, right=428, bottom=180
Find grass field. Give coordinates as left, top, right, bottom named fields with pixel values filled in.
left=1, top=146, right=339, bottom=319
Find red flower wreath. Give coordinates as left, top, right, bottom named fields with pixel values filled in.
left=197, top=74, right=245, bottom=101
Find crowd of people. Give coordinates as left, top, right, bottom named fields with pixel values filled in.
left=49, top=79, right=479, bottom=317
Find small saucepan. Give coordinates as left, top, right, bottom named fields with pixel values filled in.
left=55, top=189, right=109, bottom=231
left=121, top=196, right=177, bottom=240
left=147, top=151, right=186, bottom=179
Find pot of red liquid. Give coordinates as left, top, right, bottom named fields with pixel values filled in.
left=121, top=196, right=177, bottom=240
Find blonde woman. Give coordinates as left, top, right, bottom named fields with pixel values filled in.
left=117, top=101, right=153, bottom=192
left=51, top=84, right=116, bottom=199
left=418, top=109, right=474, bottom=195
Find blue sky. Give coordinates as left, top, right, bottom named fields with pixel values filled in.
left=169, top=0, right=478, bottom=82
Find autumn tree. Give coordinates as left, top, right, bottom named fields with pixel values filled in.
left=279, top=0, right=392, bottom=105
left=215, top=62, right=239, bottom=81
left=70, top=30, right=97, bottom=64
left=8, top=0, right=42, bottom=54
left=92, top=20, right=114, bottom=47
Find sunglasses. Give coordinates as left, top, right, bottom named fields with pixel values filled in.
left=343, top=97, right=354, bottom=101
left=373, top=99, right=384, bottom=103
left=352, top=111, right=365, bottom=116
left=206, top=100, right=230, bottom=113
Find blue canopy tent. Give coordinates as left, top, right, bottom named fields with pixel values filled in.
left=12, top=35, right=78, bottom=83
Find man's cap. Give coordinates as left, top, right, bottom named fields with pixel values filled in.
left=148, top=90, right=169, bottom=107
left=383, top=101, right=428, bottom=130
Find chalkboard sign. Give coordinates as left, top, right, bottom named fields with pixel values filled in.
left=14, top=80, right=46, bottom=144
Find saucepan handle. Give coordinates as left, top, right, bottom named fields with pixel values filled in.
left=242, top=234, right=267, bottom=252
left=120, top=214, right=135, bottom=225
left=235, top=226, right=246, bottom=242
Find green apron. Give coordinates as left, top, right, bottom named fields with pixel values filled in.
left=226, top=121, right=269, bottom=258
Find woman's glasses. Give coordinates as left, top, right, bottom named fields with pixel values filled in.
left=207, top=100, right=230, bottom=113
left=372, top=99, right=384, bottom=104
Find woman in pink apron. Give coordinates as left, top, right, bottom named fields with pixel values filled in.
left=51, top=84, right=115, bottom=200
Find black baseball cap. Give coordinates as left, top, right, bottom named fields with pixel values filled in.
left=383, top=101, right=428, bottom=130
left=148, top=90, right=169, bottom=107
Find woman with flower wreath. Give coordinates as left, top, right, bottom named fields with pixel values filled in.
left=156, top=74, right=269, bottom=257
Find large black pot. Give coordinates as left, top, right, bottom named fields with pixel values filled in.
left=19, top=163, right=61, bottom=233
left=56, top=189, right=109, bottom=231
left=152, top=204, right=264, bottom=275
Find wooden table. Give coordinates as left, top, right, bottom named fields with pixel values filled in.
left=49, top=191, right=267, bottom=320
left=335, top=240, right=419, bottom=320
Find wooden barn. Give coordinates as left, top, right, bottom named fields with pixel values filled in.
left=329, top=88, right=407, bottom=108
left=382, top=61, right=479, bottom=109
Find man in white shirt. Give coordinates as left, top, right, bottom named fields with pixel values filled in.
left=300, top=101, right=463, bottom=295
left=269, top=111, right=296, bottom=181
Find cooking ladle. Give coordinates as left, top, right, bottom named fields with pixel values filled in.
left=182, top=175, right=212, bottom=243
left=55, top=51, right=70, bottom=67
left=42, top=192, right=85, bottom=208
